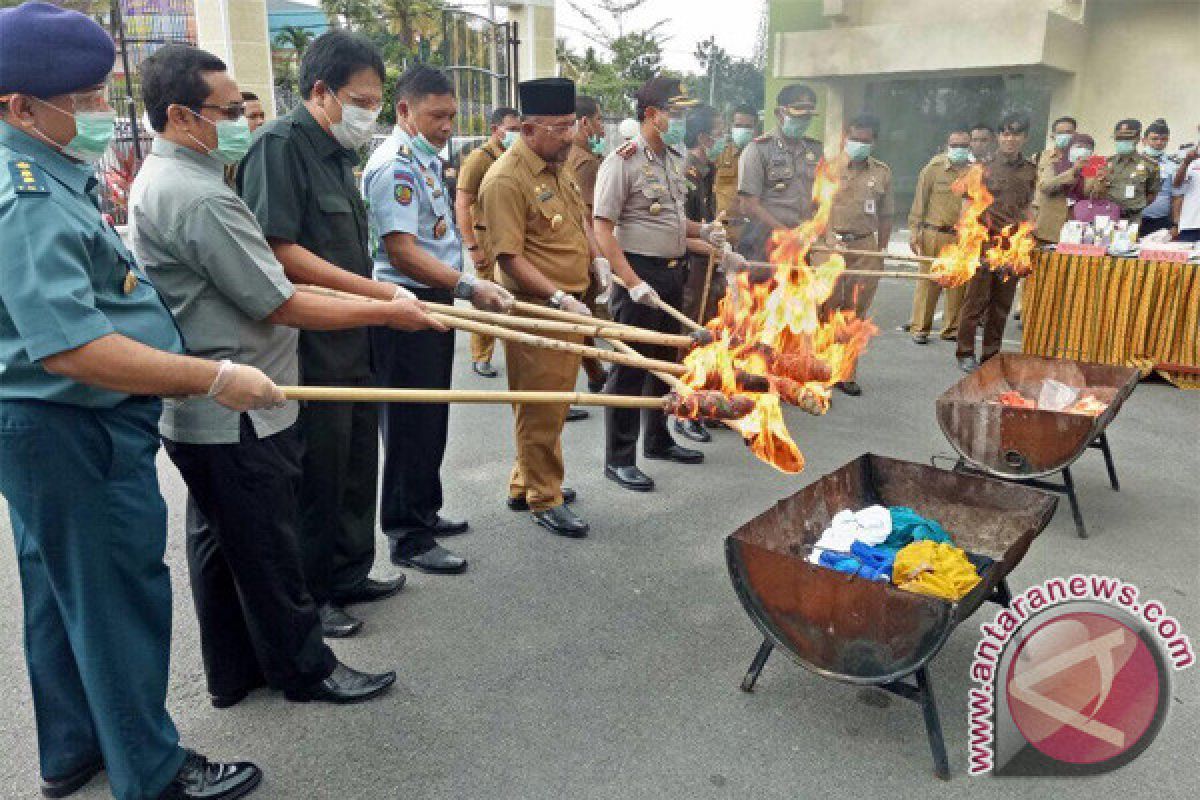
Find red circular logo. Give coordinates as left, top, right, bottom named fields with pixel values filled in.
left=1006, top=611, right=1161, bottom=765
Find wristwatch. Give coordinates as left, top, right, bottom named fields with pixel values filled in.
left=453, top=273, right=477, bottom=300
left=548, top=289, right=567, bottom=308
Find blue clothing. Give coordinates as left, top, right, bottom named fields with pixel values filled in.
left=1142, top=152, right=1181, bottom=221
left=883, top=506, right=953, bottom=551
left=0, top=123, right=182, bottom=406
left=362, top=127, right=463, bottom=289
left=818, top=541, right=896, bottom=581
left=0, top=398, right=185, bottom=800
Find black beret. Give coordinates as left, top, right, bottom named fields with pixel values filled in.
left=636, top=76, right=697, bottom=114
left=0, top=2, right=115, bottom=98
left=518, top=78, right=575, bottom=117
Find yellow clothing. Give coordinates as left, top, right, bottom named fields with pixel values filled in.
left=893, top=540, right=981, bottom=602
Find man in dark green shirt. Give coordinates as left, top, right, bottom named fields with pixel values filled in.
left=238, top=30, right=404, bottom=637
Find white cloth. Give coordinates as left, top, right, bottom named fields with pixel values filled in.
left=807, top=505, right=892, bottom=564
left=1178, top=160, right=1200, bottom=232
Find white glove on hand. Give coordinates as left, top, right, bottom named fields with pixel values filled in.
left=701, top=222, right=728, bottom=249
left=471, top=278, right=515, bottom=313
left=560, top=295, right=592, bottom=316
left=592, top=256, right=613, bottom=305
left=720, top=247, right=747, bottom=274
left=629, top=280, right=661, bottom=307
left=208, top=360, right=287, bottom=411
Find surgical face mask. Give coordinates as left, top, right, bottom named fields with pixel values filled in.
left=1054, top=132, right=1072, bottom=149
left=1143, top=145, right=1163, bottom=158
left=34, top=97, right=115, bottom=163
left=661, top=116, right=686, bottom=147
left=187, top=109, right=253, bottom=165
left=1069, top=146, right=1092, bottom=162
left=588, top=133, right=606, bottom=155
left=329, top=93, right=379, bottom=149
left=1114, top=139, right=1136, bottom=156
left=411, top=131, right=440, bottom=158
left=706, top=137, right=726, bottom=161
left=781, top=115, right=810, bottom=139
left=947, top=146, right=971, bottom=165
left=731, top=126, right=754, bottom=148
left=845, top=139, right=872, bottom=161
left=501, top=130, right=518, bottom=149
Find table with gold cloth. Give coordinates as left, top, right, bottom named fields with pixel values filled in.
left=1021, top=251, right=1200, bottom=388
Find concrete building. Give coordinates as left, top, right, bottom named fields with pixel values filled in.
left=195, top=0, right=277, bottom=115
left=765, top=0, right=1200, bottom=212
left=497, top=0, right=558, bottom=81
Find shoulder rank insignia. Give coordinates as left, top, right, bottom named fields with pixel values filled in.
left=9, top=159, right=48, bottom=195
left=616, top=141, right=638, bottom=159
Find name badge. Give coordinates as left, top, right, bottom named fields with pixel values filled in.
left=1124, top=184, right=1136, bottom=199
left=864, top=198, right=876, bottom=215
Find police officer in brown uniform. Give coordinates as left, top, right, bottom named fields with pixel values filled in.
left=1091, top=118, right=1160, bottom=223
left=456, top=105, right=519, bottom=378
left=478, top=78, right=608, bottom=537
left=565, top=93, right=611, bottom=394
left=593, top=76, right=729, bottom=492
left=737, top=85, right=824, bottom=261
left=824, top=112, right=893, bottom=396
left=956, top=112, right=1037, bottom=372
left=907, top=125, right=971, bottom=344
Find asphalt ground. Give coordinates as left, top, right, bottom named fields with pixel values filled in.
left=0, top=274, right=1196, bottom=799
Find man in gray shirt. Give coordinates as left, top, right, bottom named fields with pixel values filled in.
left=128, top=45, right=440, bottom=709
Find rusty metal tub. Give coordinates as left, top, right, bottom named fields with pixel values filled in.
left=935, top=354, right=1138, bottom=537
left=726, top=453, right=1058, bottom=778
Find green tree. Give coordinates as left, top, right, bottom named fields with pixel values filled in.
left=273, top=25, right=314, bottom=56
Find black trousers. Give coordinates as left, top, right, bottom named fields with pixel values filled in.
left=163, top=419, right=336, bottom=696
left=604, top=253, right=687, bottom=466
left=296, top=391, right=378, bottom=604
left=370, top=286, right=456, bottom=557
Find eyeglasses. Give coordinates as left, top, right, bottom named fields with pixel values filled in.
left=197, top=103, right=246, bottom=121
left=531, top=120, right=578, bottom=135
left=342, top=92, right=383, bottom=113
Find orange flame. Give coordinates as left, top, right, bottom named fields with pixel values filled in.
left=677, top=161, right=878, bottom=474
left=931, top=164, right=1039, bottom=287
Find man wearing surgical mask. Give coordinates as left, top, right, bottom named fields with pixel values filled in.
left=713, top=104, right=757, bottom=247
left=239, top=31, right=410, bottom=638
left=1138, top=119, right=1177, bottom=236
left=736, top=84, right=824, bottom=260
left=1037, top=115, right=1076, bottom=167
left=1090, top=118, right=1159, bottom=223
left=130, top=44, right=432, bottom=708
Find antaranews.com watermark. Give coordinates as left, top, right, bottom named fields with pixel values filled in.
left=968, top=574, right=1193, bottom=776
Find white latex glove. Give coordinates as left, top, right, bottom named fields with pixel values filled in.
left=471, top=278, right=515, bottom=313
left=591, top=256, right=612, bottom=292
left=701, top=221, right=728, bottom=249
left=720, top=247, right=747, bottom=274
left=629, top=280, right=661, bottom=307
left=208, top=360, right=287, bottom=411
left=561, top=295, right=592, bottom=316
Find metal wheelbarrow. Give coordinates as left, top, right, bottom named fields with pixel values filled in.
left=726, top=454, right=1058, bottom=779
left=935, top=353, right=1138, bottom=538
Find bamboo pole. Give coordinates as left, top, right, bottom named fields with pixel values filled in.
left=608, top=339, right=688, bottom=392
left=282, top=386, right=667, bottom=409
left=427, top=301, right=695, bottom=349
left=696, top=246, right=719, bottom=325
left=294, top=284, right=687, bottom=376
left=741, top=260, right=939, bottom=282
left=808, top=244, right=938, bottom=265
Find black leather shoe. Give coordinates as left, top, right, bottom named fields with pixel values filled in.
left=673, top=418, right=711, bottom=443
left=644, top=444, right=704, bottom=464
left=210, top=675, right=266, bottom=710
left=319, top=603, right=362, bottom=639
left=957, top=355, right=979, bottom=373
left=912, top=332, right=929, bottom=344
left=331, top=576, right=406, bottom=606
left=430, top=515, right=468, bottom=536
left=284, top=662, right=396, bottom=705
left=390, top=543, right=468, bottom=574
left=565, top=407, right=590, bottom=422
left=835, top=380, right=863, bottom=396
left=156, top=750, right=260, bottom=800
left=41, top=758, right=103, bottom=798
left=472, top=361, right=498, bottom=377
left=507, top=487, right=576, bottom=511
left=533, top=504, right=589, bottom=538
left=604, top=464, right=655, bottom=491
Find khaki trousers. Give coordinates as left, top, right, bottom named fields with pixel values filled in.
left=908, top=229, right=964, bottom=338
left=469, top=257, right=497, bottom=364
left=505, top=331, right=582, bottom=512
